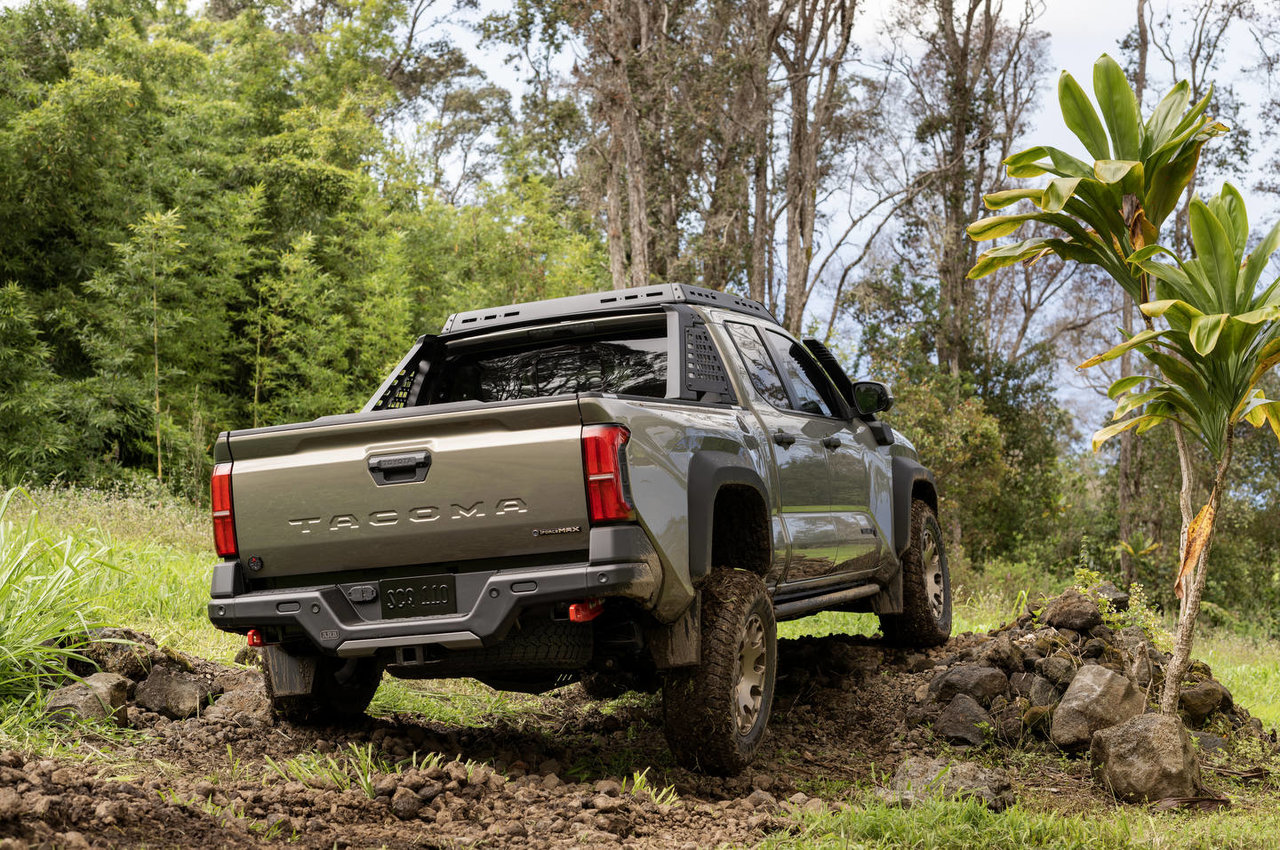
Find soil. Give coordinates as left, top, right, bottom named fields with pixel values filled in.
left=0, top=620, right=1271, bottom=849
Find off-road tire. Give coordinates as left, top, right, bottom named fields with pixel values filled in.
left=880, top=499, right=951, bottom=647
left=661, top=569, right=777, bottom=775
left=263, top=652, right=384, bottom=723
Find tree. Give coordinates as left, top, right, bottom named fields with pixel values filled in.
left=968, top=54, right=1280, bottom=712
left=1081, top=185, right=1280, bottom=713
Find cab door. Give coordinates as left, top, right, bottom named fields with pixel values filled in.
left=722, top=322, right=840, bottom=582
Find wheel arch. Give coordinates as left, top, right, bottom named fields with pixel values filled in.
left=892, top=456, right=938, bottom=557
left=687, top=451, right=771, bottom=581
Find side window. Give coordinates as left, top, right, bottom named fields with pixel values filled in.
left=725, top=323, right=792, bottom=410
left=763, top=331, right=839, bottom=417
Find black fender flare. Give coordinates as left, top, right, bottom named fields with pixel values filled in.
left=687, top=450, right=771, bottom=580
left=892, top=456, right=938, bottom=556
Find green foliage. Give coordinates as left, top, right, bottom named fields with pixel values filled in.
left=0, top=489, right=103, bottom=701
left=967, top=54, right=1226, bottom=299
left=1083, top=184, right=1280, bottom=459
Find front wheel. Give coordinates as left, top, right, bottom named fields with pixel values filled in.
left=263, top=650, right=384, bottom=723
left=662, top=570, right=777, bottom=775
left=880, top=499, right=951, bottom=647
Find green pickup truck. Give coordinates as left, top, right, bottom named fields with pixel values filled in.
left=208, top=284, right=949, bottom=774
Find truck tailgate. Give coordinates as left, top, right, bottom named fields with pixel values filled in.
left=226, top=398, right=589, bottom=579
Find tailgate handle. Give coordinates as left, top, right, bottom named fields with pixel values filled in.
left=368, top=451, right=431, bottom=486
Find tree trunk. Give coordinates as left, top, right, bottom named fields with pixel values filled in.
left=604, top=143, right=628, bottom=290
left=1159, top=428, right=1232, bottom=716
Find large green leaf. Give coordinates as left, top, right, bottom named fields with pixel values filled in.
left=1112, top=388, right=1170, bottom=420
left=1041, top=177, right=1082, bottom=212
left=1092, top=415, right=1152, bottom=452
left=1188, top=312, right=1229, bottom=355
left=1140, top=298, right=1205, bottom=332
left=1188, top=198, right=1237, bottom=309
left=1107, top=374, right=1149, bottom=399
left=1059, top=71, right=1111, bottom=160
left=1093, top=159, right=1142, bottom=189
left=1234, top=305, right=1280, bottom=325
left=1240, top=219, right=1280, bottom=298
left=1094, top=55, right=1142, bottom=160
left=967, top=213, right=1041, bottom=241
left=1145, top=349, right=1211, bottom=403
left=1079, top=328, right=1167, bottom=369
left=983, top=188, right=1043, bottom=210
left=1142, top=80, right=1192, bottom=155
left=1210, top=182, right=1249, bottom=263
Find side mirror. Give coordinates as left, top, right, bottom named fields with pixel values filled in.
left=850, top=381, right=894, bottom=418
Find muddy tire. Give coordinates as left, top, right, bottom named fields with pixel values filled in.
left=879, top=499, right=951, bottom=647
left=662, top=569, right=776, bottom=775
left=263, top=651, right=383, bottom=722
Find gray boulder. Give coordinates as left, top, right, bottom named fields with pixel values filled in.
left=1091, top=714, right=1201, bottom=801
left=1050, top=665, right=1145, bottom=750
left=979, top=634, right=1024, bottom=675
left=888, top=757, right=1013, bottom=811
left=1028, top=676, right=1059, bottom=708
left=1042, top=589, right=1103, bottom=632
left=933, top=695, right=992, bottom=747
left=1035, top=655, right=1077, bottom=688
left=135, top=667, right=212, bottom=719
left=927, top=665, right=1009, bottom=708
left=46, top=673, right=131, bottom=726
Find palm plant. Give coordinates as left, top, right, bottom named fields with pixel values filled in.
left=1078, top=186, right=1280, bottom=712
left=964, top=54, right=1280, bottom=714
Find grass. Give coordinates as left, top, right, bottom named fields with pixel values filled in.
left=764, top=793, right=1280, bottom=850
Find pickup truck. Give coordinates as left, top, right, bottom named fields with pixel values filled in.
left=207, top=284, right=949, bottom=775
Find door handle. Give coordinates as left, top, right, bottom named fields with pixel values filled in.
left=822, top=436, right=842, bottom=450
left=368, top=451, right=432, bottom=485
left=772, top=431, right=797, bottom=448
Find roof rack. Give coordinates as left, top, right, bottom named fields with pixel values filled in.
left=439, top=283, right=779, bottom=336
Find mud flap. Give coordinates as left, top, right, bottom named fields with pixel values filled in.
left=647, top=594, right=701, bottom=669
left=262, top=645, right=317, bottom=697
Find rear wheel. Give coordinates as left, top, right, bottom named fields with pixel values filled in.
left=662, top=570, right=776, bottom=775
left=263, top=650, right=384, bottom=722
left=880, top=499, right=951, bottom=647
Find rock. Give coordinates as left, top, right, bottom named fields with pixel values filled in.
left=391, top=787, right=421, bottom=819
left=927, top=666, right=1009, bottom=708
left=1091, top=714, right=1201, bottom=802
left=1009, top=672, right=1035, bottom=698
left=46, top=673, right=130, bottom=726
left=933, top=695, right=992, bottom=747
left=204, top=685, right=272, bottom=725
left=744, top=789, right=778, bottom=811
left=74, top=628, right=157, bottom=680
left=134, top=667, right=212, bottom=719
left=751, top=774, right=775, bottom=792
left=1042, top=589, right=1102, bottom=632
left=979, top=634, right=1024, bottom=675
left=1096, top=582, right=1130, bottom=612
left=1035, top=655, right=1076, bottom=688
left=1028, top=676, right=1059, bottom=708
left=1051, top=666, right=1145, bottom=751
left=1179, top=680, right=1232, bottom=724
left=591, top=795, right=623, bottom=813
left=0, top=787, right=20, bottom=819
left=889, top=757, right=1013, bottom=811
left=594, top=779, right=622, bottom=796
left=1193, top=731, right=1228, bottom=753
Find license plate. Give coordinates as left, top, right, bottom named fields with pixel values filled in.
left=379, top=575, right=458, bottom=619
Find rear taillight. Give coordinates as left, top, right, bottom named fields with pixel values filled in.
left=212, top=462, right=238, bottom=558
left=582, top=425, right=634, bottom=524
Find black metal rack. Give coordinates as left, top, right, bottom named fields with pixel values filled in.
left=439, top=283, right=779, bottom=336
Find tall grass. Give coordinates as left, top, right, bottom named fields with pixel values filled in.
left=0, top=489, right=106, bottom=700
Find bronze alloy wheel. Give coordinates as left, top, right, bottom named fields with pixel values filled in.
left=921, top=523, right=946, bottom=622
left=734, top=613, right=768, bottom=735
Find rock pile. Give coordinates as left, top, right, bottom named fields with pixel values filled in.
left=904, top=586, right=1269, bottom=803
left=49, top=629, right=271, bottom=731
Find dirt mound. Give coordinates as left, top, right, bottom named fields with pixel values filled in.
left=1, top=592, right=1276, bottom=847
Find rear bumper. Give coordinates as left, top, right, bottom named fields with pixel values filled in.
left=207, top=527, right=661, bottom=658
